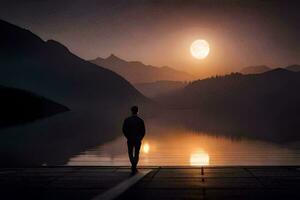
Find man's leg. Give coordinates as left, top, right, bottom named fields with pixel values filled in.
left=133, top=141, right=142, bottom=170
left=127, top=141, right=134, bottom=168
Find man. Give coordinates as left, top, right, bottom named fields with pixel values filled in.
left=122, top=106, right=145, bottom=174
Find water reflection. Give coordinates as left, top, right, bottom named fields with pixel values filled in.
left=142, top=142, right=150, bottom=154
left=190, top=149, right=210, bottom=166
left=68, top=125, right=300, bottom=166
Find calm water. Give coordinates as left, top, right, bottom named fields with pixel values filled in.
left=68, top=121, right=300, bottom=166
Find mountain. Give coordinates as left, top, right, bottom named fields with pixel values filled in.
left=241, top=64, right=300, bottom=74
left=0, top=20, right=146, bottom=107
left=90, top=54, right=194, bottom=83
left=0, top=19, right=150, bottom=166
left=0, top=85, right=68, bottom=128
left=134, top=81, right=188, bottom=98
left=285, top=64, right=300, bottom=72
left=157, top=69, right=300, bottom=141
left=240, top=65, right=271, bottom=74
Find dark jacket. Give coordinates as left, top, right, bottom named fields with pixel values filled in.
left=122, top=115, right=145, bottom=142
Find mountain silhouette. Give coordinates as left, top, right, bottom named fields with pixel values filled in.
left=157, top=68, right=300, bottom=141
left=285, top=64, right=300, bottom=72
left=240, top=65, right=271, bottom=74
left=0, top=85, right=68, bottom=128
left=90, top=54, right=194, bottom=83
left=240, top=64, right=300, bottom=74
left=0, top=19, right=150, bottom=166
left=135, top=81, right=188, bottom=98
left=0, top=20, right=146, bottom=107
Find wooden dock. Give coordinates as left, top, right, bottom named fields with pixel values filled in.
left=0, top=166, right=300, bottom=199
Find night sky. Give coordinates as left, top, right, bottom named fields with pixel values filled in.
left=0, top=0, right=299, bottom=77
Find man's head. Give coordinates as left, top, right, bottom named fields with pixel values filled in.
left=131, top=106, right=138, bottom=115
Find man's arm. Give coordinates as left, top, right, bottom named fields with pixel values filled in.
left=140, top=119, right=146, bottom=139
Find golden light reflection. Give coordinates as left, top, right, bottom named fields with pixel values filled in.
left=69, top=124, right=300, bottom=166
left=190, top=149, right=210, bottom=166
left=142, top=142, right=150, bottom=154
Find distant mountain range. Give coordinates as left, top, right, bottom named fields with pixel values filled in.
left=240, top=64, right=300, bottom=74
left=0, top=20, right=146, bottom=108
left=0, top=85, right=68, bottom=128
left=240, top=65, right=271, bottom=74
left=134, top=81, right=188, bottom=98
left=0, top=19, right=150, bottom=165
left=157, top=68, right=300, bottom=141
left=285, top=64, right=300, bottom=72
left=90, top=55, right=194, bottom=83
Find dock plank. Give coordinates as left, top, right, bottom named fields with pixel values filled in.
left=0, top=166, right=300, bottom=200
left=118, top=166, right=300, bottom=200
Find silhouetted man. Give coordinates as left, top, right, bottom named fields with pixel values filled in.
left=122, top=106, right=145, bottom=174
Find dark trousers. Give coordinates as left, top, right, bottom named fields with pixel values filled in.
left=127, top=140, right=141, bottom=169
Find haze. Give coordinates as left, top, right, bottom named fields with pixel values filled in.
left=0, top=0, right=299, bottom=78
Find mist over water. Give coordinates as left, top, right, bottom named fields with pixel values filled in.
left=1, top=108, right=299, bottom=167
left=69, top=118, right=300, bottom=166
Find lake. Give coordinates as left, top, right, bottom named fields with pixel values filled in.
left=68, top=119, right=300, bottom=166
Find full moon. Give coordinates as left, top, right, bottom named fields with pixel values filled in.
left=190, top=39, right=210, bottom=59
